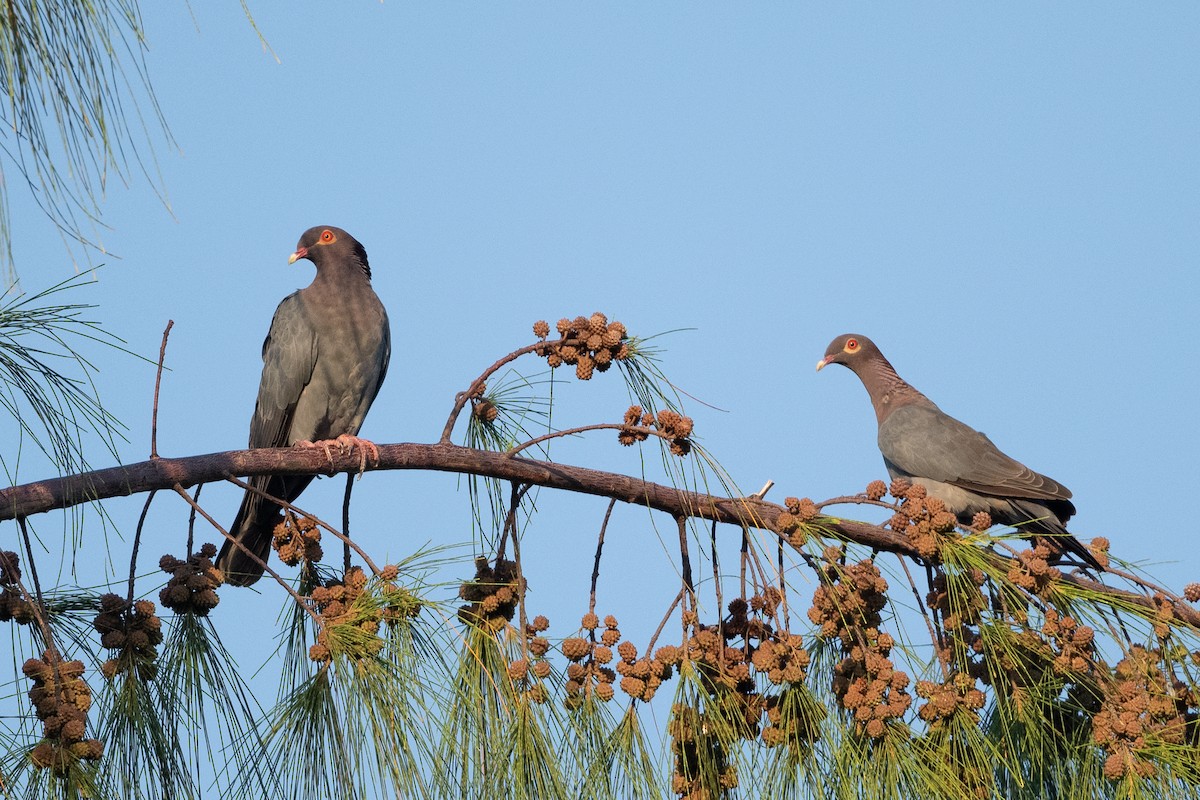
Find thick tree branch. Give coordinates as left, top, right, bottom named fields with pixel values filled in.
left=0, top=442, right=901, bottom=551
left=0, top=441, right=1195, bottom=629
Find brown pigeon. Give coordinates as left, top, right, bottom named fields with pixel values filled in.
left=816, top=333, right=1100, bottom=569
left=217, top=226, right=391, bottom=586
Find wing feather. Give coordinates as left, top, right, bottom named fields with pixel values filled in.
left=248, top=291, right=317, bottom=449
left=879, top=405, right=1071, bottom=503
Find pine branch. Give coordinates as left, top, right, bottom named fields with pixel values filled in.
left=0, top=440, right=1194, bottom=629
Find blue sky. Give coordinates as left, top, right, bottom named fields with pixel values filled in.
left=5, top=0, right=1199, bottom=760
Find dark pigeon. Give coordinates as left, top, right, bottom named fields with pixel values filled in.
left=217, top=226, right=391, bottom=586
left=816, top=333, right=1101, bottom=570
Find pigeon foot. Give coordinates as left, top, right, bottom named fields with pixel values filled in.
left=294, top=435, right=381, bottom=474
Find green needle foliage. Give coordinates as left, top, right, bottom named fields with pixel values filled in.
left=260, top=567, right=435, bottom=800
left=156, top=612, right=278, bottom=798
left=0, top=0, right=171, bottom=278
left=0, top=272, right=132, bottom=482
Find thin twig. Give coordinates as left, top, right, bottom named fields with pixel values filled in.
left=186, top=483, right=201, bottom=555
left=777, top=535, right=789, bottom=630
left=16, top=519, right=57, bottom=657
left=816, top=494, right=900, bottom=512
left=646, top=588, right=685, bottom=655
left=710, top=519, right=726, bottom=665
left=342, top=473, right=353, bottom=574
left=439, top=339, right=564, bottom=444
left=511, top=490, right=529, bottom=662
left=150, top=319, right=173, bottom=459
left=923, top=562, right=947, bottom=659
left=495, top=482, right=532, bottom=563
left=221, top=474, right=382, bottom=577
left=589, top=499, right=617, bottom=619
left=739, top=528, right=748, bottom=603
left=128, top=489, right=157, bottom=605
left=677, top=516, right=694, bottom=608
left=897, top=554, right=949, bottom=681
left=506, top=423, right=674, bottom=458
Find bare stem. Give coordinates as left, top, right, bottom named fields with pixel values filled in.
left=677, top=516, right=694, bottom=608
left=150, top=319, right=173, bottom=459
left=589, top=499, right=617, bottom=618
left=897, top=555, right=949, bottom=681
left=439, top=339, right=558, bottom=444
left=128, top=489, right=157, bottom=605
left=342, top=473, right=353, bottom=574
left=16, top=519, right=57, bottom=657
left=506, top=423, right=673, bottom=458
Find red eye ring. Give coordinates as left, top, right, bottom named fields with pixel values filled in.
left=846, top=338, right=859, bottom=351
left=320, top=230, right=335, bottom=243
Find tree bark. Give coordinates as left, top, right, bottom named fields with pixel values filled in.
left=0, top=441, right=1192, bottom=628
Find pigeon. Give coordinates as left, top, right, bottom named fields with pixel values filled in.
left=816, top=333, right=1100, bottom=569
left=217, top=226, right=391, bottom=586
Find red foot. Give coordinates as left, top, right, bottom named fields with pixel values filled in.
left=294, top=434, right=380, bottom=474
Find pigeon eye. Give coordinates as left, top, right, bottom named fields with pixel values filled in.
left=845, top=338, right=859, bottom=352
left=320, top=230, right=335, bottom=243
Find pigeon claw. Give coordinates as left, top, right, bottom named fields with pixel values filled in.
left=294, top=435, right=380, bottom=475
left=333, top=434, right=381, bottom=475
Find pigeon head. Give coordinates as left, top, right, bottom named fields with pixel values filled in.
left=289, top=226, right=371, bottom=277
left=816, top=333, right=927, bottom=424
left=815, top=333, right=886, bottom=375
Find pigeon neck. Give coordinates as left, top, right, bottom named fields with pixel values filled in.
left=312, top=258, right=372, bottom=288
left=856, top=357, right=926, bottom=425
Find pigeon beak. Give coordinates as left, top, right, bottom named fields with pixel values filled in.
left=815, top=356, right=829, bottom=372
left=288, top=246, right=309, bottom=264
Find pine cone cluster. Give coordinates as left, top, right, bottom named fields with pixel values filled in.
left=982, top=630, right=1055, bottom=694
left=915, top=672, right=986, bottom=729
left=1150, top=593, right=1178, bottom=640
left=615, top=636, right=677, bottom=702
left=457, top=557, right=523, bottom=633
left=562, top=613, right=620, bottom=706
left=751, top=631, right=810, bottom=686
left=761, top=688, right=825, bottom=749
left=832, top=629, right=913, bottom=739
left=158, top=543, right=222, bottom=615
left=775, top=497, right=819, bottom=546
left=24, top=651, right=103, bottom=775
left=808, top=554, right=910, bottom=738
left=884, top=480, right=959, bottom=560
left=617, top=405, right=694, bottom=456
left=273, top=512, right=324, bottom=567
left=0, top=550, right=36, bottom=624
left=1042, top=609, right=1096, bottom=676
left=307, top=564, right=417, bottom=664
left=94, top=594, right=163, bottom=681
left=1092, top=645, right=1198, bottom=780
left=807, top=551, right=887, bottom=643
left=508, top=615, right=553, bottom=704
left=1006, top=540, right=1062, bottom=594
left=309, top=566, right=372, bottom=663
left=1084, top=535, right=1111, bottom=569
left=673, top=595, right=816, bottom=752
left=472, top=397, right=499, bottom=425
left=533, top=313, right=630, bottom=380
left=926, top=567, right=987, bottom=656
left=617, top=405, right=650, bottom=446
